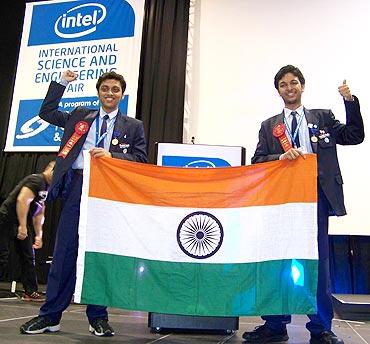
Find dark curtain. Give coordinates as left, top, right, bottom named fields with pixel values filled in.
left=0, top=0, right=189, bottom=284
left=0, top=1, right=24, bottom=156
left=329, top=235, right=353, bottom=293
left=137, top=0, right=189, bottom=163
left=0, top=1, right=59, bottom=282
left=351, top=236, right=370, bottom=293
left=329, top=235, right=370, bottom=294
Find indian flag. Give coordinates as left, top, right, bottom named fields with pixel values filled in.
left=75, top=154, right=318, bottom=316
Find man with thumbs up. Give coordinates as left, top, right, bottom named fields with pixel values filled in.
left=242, top=65, right=364, bottom=344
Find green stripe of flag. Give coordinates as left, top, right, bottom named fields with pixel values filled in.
left=80, top=252, right=318, bottom=316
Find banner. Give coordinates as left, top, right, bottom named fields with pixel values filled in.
left=75, top=155, right=319, bottom=316
left=6, top=0, right=144, bottom=152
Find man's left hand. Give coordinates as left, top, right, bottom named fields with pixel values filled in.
left=338, top=79, right=354, bottom=101
left=89, top=147, right=112, bottom=158
left=280, top=147, right=306, bottom=161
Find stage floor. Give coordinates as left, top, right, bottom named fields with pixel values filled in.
left=0, top=283, right=369, bottom=344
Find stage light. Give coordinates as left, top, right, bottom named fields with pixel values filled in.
left=291, top=259, right=304, bottom=287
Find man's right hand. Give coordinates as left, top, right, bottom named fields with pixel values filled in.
left=338, top=79, right=354, bottom=101
left=280, top=148, right=306, bottom=161
left=17, top=225, right=28, bottom=240
left=62, top=70, right=78, bottom=83
left=33, top=236, right=43, bottom=249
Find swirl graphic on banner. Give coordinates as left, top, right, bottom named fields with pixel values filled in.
left=15, top=115, right=49, bottom=139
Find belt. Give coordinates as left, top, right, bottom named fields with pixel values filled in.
left=73, top=169, right=83, bottom=175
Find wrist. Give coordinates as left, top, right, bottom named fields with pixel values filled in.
left=35, top=230, right=43, bottom=238
left=59, top=78, right=69, bottom=86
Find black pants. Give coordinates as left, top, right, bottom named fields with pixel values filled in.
left=0, top=214, right=38, bottom=294
left=40, top=173, right=107, bottom=323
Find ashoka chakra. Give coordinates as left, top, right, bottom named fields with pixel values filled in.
left=177, top=211, right=223, bottom=259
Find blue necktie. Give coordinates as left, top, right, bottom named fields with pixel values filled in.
left=98, top=115, right=109, bottom=148
left=291, top=111, right=300, bottom=148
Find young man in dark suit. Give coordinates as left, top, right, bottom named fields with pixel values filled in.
left=20, top=70, right=147, bottom=336
left=243, top=65, right=364, bottom=344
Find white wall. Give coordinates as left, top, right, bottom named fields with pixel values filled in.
left=186, top=0, right=370, bottom=235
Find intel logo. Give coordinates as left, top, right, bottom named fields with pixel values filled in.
left=185, top=160, right=216, bottom=168
left=54, top=3, right=106, bottom=39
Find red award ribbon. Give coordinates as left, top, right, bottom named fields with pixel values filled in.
left=273, top=123, right=292, bottom=152
left=58, top=121, right=89, bottom=158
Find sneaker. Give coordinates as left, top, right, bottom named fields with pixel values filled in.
left=310, top=331, right=344, bottom=344
left=242, top=324, right=289, bottom=343
left=20, top=316, right=60, bottom=334
left=89, top=318, right=115, bottom=337
left=22, top=291, right=45, bottom=302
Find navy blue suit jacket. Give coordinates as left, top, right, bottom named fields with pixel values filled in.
left=39, top=81, right=148, bottom=199
left=251, top=97, right=364, bottom=216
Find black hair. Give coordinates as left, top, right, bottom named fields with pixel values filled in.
left=96, top=71, right=126, bottom=92
left=274, top=65, right=305, bottom=90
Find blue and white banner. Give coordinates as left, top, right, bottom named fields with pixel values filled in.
left=6, top=0, right=144, bottom=152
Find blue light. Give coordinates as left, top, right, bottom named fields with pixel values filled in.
left=291, top=259, right=304, bottom=286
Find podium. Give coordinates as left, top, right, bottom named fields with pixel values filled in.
left=148, top=143, right=245, bottom=333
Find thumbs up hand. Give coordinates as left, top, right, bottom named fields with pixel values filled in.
left=338, top=79, right=354, bottom=101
